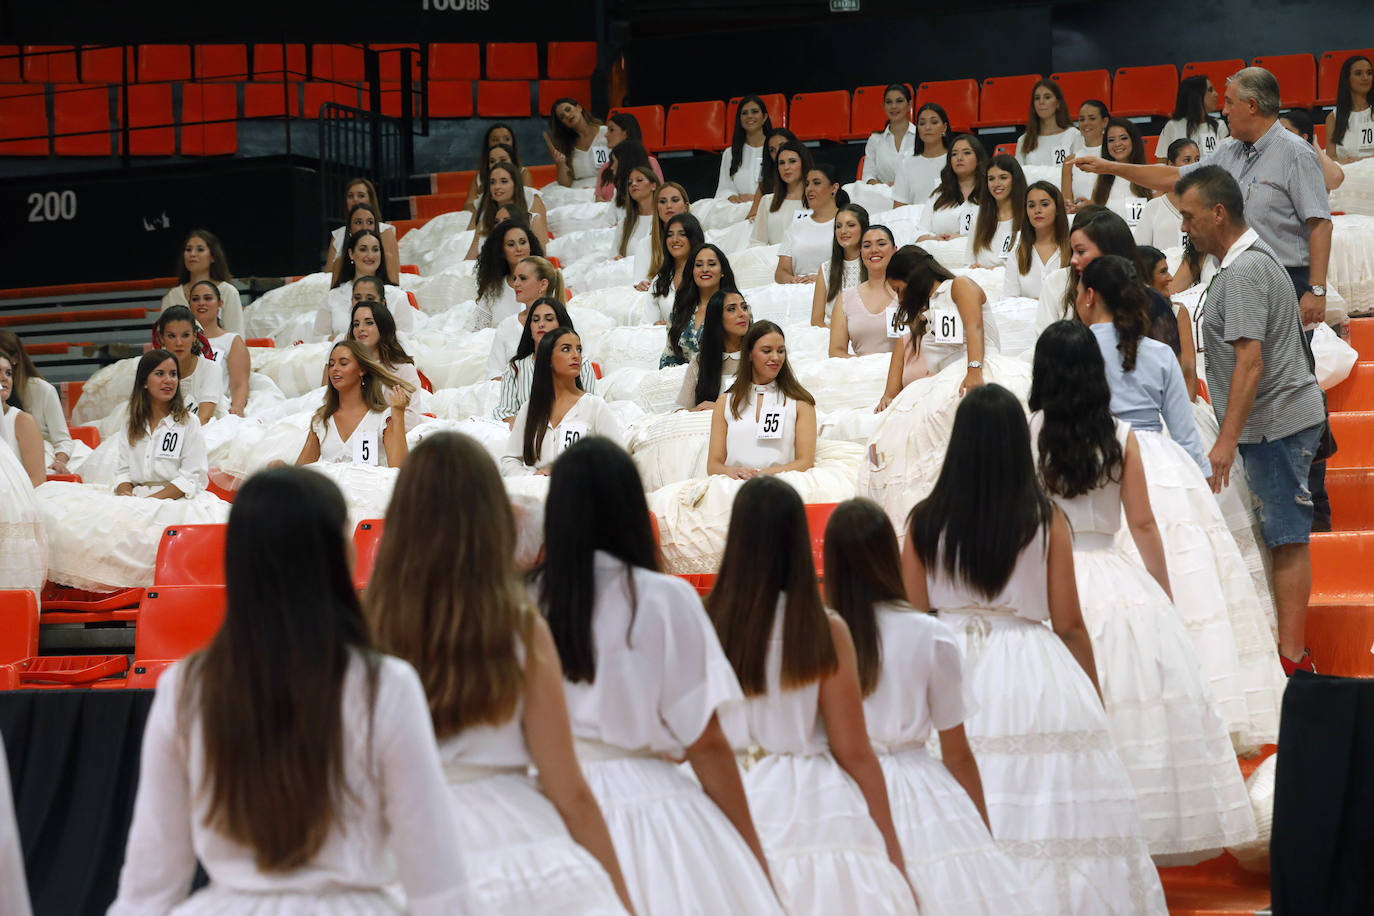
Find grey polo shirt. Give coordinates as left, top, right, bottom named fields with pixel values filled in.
left=1201, top=232, right=1325, bottom=443
left=1180, top=118, right=1331, bottom=269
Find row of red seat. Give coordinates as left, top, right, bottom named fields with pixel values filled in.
left=1, top=41, right=597, bottom=85
left=613, top=50, right=1371, bottom=153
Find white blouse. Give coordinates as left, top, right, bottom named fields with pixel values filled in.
left=312, top=408, right=394, bottom=467
left=893, top=153, right=946, bottom=206
left=1000, top=237, right=1062, bottom=300
left=1156, top=117, right=1230, bottom=158
left=1332, top=107, right=1374, bottom=159
left=723, top=381, right=798, bottom=470
left=486, top=313, right=526, bottom=379
left=570, top=125, right=611, bottom=189
left=108, top=655, right=475, bottom=915
left=20, top=376, right=73, bottom=456
left=716, top=143, right=766, bottom=198
left=1014, top=126, right=1084, bottom=168
left=778, top=214, right=835, bottom=278
left=917, top=197, right=976, bottom=237
left=1070, top=142, right=1104, bottom=201
left=862, top=123, right=916, bottom=184
left=677, top=350, right=741, bottom=408
left=817, top=256, right=863, bottom=322
left=1132, top=194, right=1187, bottom=251
left=558, top=551, right=745, bottom=756
left=113, top=413, right=208, bottom=497
left=161, top=281, right=244, bottom=337
left=316, top=284, right=414, bottom=338
left=179, top=355, right=225, bottom=417
left=863, top=604, right=966, bottom=751
left=474, top=281, right=521, bottom=333
left=201, top=331, right=241, bottom=393
left=728, top=598, right=826, bottom=755
left=965, top=218, right=1015, bottom=266
left=500, top=393, right=625, bottom=475
left=750, top=195, right=804, bottom=246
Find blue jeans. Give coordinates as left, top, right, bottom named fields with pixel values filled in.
left=1238, top=423, right=1324, bottom=548
left=1286, top=265, right=1332, bottom=531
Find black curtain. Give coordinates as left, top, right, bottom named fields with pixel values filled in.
left=0, top=689, right=153, bottom=916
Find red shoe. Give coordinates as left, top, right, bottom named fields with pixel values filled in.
left=1281, top=649, right=1317, bottom=676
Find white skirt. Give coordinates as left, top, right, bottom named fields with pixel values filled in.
left=166, top=886, right=404, bottom=916
left=877, top=746, right=1034, bottom=916
left=1074, top=544, right=1258, bottom=859
left=1122, top=430, right=1286, bottom=751
left=941, top=611, right=1167, bottom=915
left=744, top=752, right=917, bottom=916
left=36, top=482, right=230, bottom=591
left=0, top=444, right=46, bottom=598
left=446, top=772, right=627, bottom=914
left=579, top=756, right=784, bottom=916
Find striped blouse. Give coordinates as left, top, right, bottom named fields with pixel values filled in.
left=494, top=355, right=598, bottom=420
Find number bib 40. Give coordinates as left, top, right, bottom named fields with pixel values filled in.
left=930, top=309, right=964, bottom=345
left=155, top=424, right=186, bottom=460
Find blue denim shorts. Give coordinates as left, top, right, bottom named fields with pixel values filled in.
left=1238, top=423, right=1324, bottom=548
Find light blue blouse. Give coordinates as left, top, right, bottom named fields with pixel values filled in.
left=1089, top=322, right=1210, bottom=476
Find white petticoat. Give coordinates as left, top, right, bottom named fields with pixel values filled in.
left=942, top=611, right=1168, bottom=915
left=0, top=444, right=46, bottom=599
left=580, top=756, right=784, bottom=916
left=1074, top=544, right=1258, bottom=858
left=445, top=772, right=627, bottom=914
left=36, top=482, right=230, bottom=590
left=744, top=752, right=917, bottom=915
left=878, top=746, right=1037, bottom=916
left=164, top=886, right=406, bottom=915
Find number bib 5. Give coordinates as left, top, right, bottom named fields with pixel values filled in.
left=353, top=431, right=379, bottom=466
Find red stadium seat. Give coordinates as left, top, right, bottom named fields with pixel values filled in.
left=126, top=586, right=227, bottom=689
left=312, top=44, right=365, bottom=82
left=154, top=524, right=227, bottom=586
left=80, top=45, right=134, bottom=83
left=916, top=79, right=978, bottom=133
left=846, top=83, right=914, bottom=140
left=22, top=45, right=77, bottom=83
left=1319, top=48, right=1374, bottom=106
left=244, top=82, right=300, bottom=118
left=52, top=84, right=110, bottom=156
left=0, top=46, right=19, bottom=82
left=352, top=519, right=385, bottom=588
left=137, top=44, right=192, bottom=83
left=252, top=43, right=307, bottom=81
left=303, top=82, right=359, bottom=118
left=1181, top=59, right=1243, bottom=99
left=194, top=44, right=248, bottom=81
left=0, top=86, right=47, bottom=155
left=975, top=73, right=1042, bottom=129
left=1050, top=69, right=1112, bottom=112
left=662, top=99, right=727, bottom=152
left=119, top=83, right=175, bottom=155
left=1112, top=64, right=1178, bottom=118
left=371, top=43, right=420, bottom=81
left=993, top=141, right=1016, bottom=157
left=428, top=43, right=480, bottom=81
left=180, top=82, right=237, bottom=156
left=476, top=80, right=531, bottom=118
left=788, top=90, right=850, bottom=142
left=608, top=104, right=666, bottom=151
left=1315, top=122, right=1327, bottom=149
left=68, top=425, right=100, bottom=448
left=1251, top=54, right=1316, bottom=108
left=485, top=42, right=538, bottom=80
left=1, top=590, right=129, bottom=688
left=727, top=93, right=787, bottom=130
left=1143, top=134, right=1160, bottom=160
left=538, top=79, right=590, bottom=115
left=430, top=80, right=475, bottom=118
left=548, top=41, right=597, bottom=79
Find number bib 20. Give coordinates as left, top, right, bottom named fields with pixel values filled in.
left=930, top=309, right=965, bottom=345
left=155, top=424, right=186, bottom=460
left=589, top=145, right=611, bottom=169
left=353, top=431, right=379, bottom=466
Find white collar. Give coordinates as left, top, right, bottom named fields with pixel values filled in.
left=882, top=122, right=914, bottom=138
left=1219, top=227, right=1261, bottom=269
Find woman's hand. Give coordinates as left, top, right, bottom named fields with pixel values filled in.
left=229, top=405, right=245, bottom=418
left=634, top=279, right=651, bottom=291
left=792, top=275, right=816, bottom=285
left=49, top=456, right=69, bottom=475
left=386, top=387, right=411, bottom=411
left=536, top=467, right=553, bottom=477
left=721, top=466, right=758, bottom=480
left=728, top=193, right=750, bottom=204
left=959, top=367, right=984, bottom=395
left=874, top=395, right=893, bottom=414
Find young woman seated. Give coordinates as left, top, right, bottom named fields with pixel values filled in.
left=776, top=164, right=847, bottom=284
left=318, top=230, right=413, bottom=339
left=494, top=297, right=596, bottom=426
left=187, top=280, right=248, bottom=417
left=811, top=204, right=869, bottom=327
left=155, top=306, right=222, bottom=425
left=465, top=162, right=548, bottom=258
left=114, top=349, right=209, bottom=500
left=290, top=341, right=412, bottom=469
left=643, top=213, right=706, bottom=323
left=464, top=125, right=538, bottom=211
left=323, top=178, right=399, bottom=284
left=662, top=243, right=738, bottom=369
left=473, top=219, right=544, bottom=331
left=0, top=330, right=74, bottom=475
left=162, top=228, right=246, bottom=334
left=707, top=321, right=817, bottom=479
left=0, top=351, right=45, bottom=487
left=677, top=291, right=752, bottom=411
left=830, top=226, right=898, bottom=358
left=486, top=256, right=567, bottom=380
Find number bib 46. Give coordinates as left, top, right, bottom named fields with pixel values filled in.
left=353, top=431, right=379, bottom=466
left=884, top=304, right=904, bottom=338
left=930, top=309, right=964, bottom=345
left=155, top=424, right=186, bottom=460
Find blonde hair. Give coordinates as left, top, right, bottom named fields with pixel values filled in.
left=311, top=340, right=413, bottom=431
left=517, top=256, right=566, bottom=303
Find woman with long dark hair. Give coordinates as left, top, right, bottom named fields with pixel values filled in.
left=901, top=384, right=1164, bottom=913
left=501, top=328, right=623, bottom=475
left=368, top=433, right=634, bottom=914
left=594, top=113, right=665, bottom=201
left=462, top=123, right=537, bottom=211
left=1029, top=320, right=1257, bottom=861
left=1326, top=54, right=1374, bottom=162
left=707, top=478, right=917, bottom=914
left=1066, top=99, right=1110, bottom=206
left=186, top=280, right=249, bottom=417
left=109, top=467, right=475, bottom=912
left=831, top=226, right=899, bottom=358
left=464, top=162, right=544, bottom=258
left=319, top=228, right=413, bottom=338
left=914, top=135, right=986, bottom=242
left=161, top=228, right=246, bottom=334
left=717, top=95, right=772, bottom=201
left=861, top=84, right=915, bottom=185
left=1014, top=78, right=1083, bottom=168
left=677, top=290, right=751, bottom=410
left=0, top=350, right=45, bottom=487
left=1157, top=75, right=1230, bottom=160
left=823, top=498, right=1031, bottom=914
left=322, top=178, right=400, bottom=285
left=536, top=437, right=783, bottom=914
left=811, top=203, right=869, bottom=326
left=893, top=102, right=952, bottom=207
left=776, top=164, right=849, bottom=284
left=495, top=297, right=596, bottom=424
left=748, top=128, right=801, bottom=220
left=1003, top=181, right=1069, bottom=300
left=707, top=321, right=816, bottom=478
left=1075, top=255, right=1285, bottom=750
left=474, top=219, right=545, bottom=331
left=641, top=180, right=690, bottom=285
left=966, top=154, right=1025, bottom=268
left=1086, top=118, right=1152, bottom=204
left=614, top=164, right=660, bottom=259
left=644, top=212, right=705, bottom=324
left=546, top=98, right=608, bottom=189
left=347, top=289, right=423, bottom=424
left=751, top=140, right=815, bottom=246
left=0, top=329, right=74, bottom=475
left=0, top=351, right=44, bottom=595
left=291, top=340, right=411, bottom=468
left=155, top=305, right=223, bottom=425
left=661, top=243, right=738, bottom=369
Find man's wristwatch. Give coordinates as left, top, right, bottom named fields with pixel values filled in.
left=1310, top=285, right=1326, bottom=297
left=967, top=360, right=983, bottom=370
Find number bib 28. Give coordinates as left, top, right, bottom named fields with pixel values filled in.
left=930, top=309, right=965, bottom=345
left=353, top=431, right=379, bottom=466
left=155, top=424, right=186, bottom=460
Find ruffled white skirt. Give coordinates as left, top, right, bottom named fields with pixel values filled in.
left=164, top=887, right=404, bottom=916
left=0, top=444, right=46, bottom=598
left=877, top=745, right=1034, bottom=916
left=745, top=752, right=917, bottom=915
left=35, top=482, right=230, bottom=590
left=1074, top=543, right=1257, bottom=859
left=941, top=611, right=1167, bottom=915
left=446, top=772, right=627, bottom=914
left=580, top=756, right=784, bottom=916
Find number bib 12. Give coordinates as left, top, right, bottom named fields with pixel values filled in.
left=353, top=431, right=379, bottom=466
left=930, top=309, right=965, bottom=345
left=556, top=421, right=588, bottom=455
left=155, top=424, right=186, bottom=460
